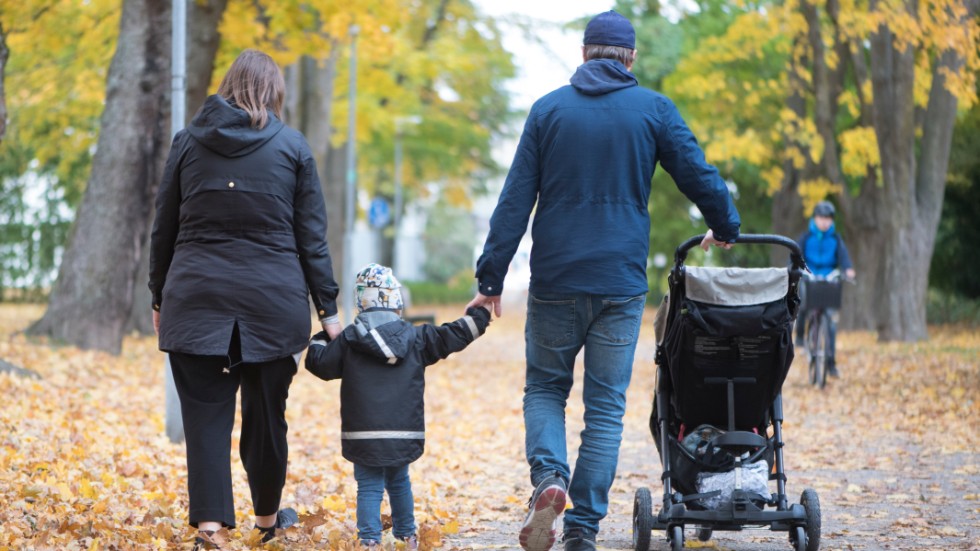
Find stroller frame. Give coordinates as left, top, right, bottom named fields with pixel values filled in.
left=633, top=234, right=820, bottom=551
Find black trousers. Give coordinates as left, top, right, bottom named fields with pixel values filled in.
left=169, top=336, right=298, bottom=528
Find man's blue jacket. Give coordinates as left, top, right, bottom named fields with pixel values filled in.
left=475, top=59, right=741, bottom=297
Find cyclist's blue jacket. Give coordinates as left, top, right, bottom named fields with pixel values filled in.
left=475, top=59, right=740, bottom=297
left=797, top=219, right=853, bottom=276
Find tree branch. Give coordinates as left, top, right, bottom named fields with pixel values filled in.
left=801, top=0, right=844, bottom=185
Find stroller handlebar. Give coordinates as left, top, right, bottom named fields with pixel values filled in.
left=675, top=233, right=808, bottom=270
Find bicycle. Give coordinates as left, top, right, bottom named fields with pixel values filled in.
left=799, top=271, right=846, bottom=389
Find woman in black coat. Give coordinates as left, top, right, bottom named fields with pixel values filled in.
left=148, top=49, right=341, bottom=548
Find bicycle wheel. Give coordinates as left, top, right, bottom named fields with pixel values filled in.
left=807, top=313, right=827, bottom=389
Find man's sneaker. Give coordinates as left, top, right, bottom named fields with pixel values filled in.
left=519, top=474, right=567, bottom=551
left=397, top=535, right=419, bottom=550
left=562, top=530, right=597, bottom=551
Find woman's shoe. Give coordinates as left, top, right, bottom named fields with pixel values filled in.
left=193, top=530, right=222, bottom=550
left=256, top=507, right=299, bottom=542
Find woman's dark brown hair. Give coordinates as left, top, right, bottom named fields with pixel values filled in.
left=216, top=49, right=285, bottom=129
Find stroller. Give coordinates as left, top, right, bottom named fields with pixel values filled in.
left=632, top=234, right=821, bottom=551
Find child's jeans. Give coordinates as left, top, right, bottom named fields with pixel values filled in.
left=354, top=463, right=416, bottom=542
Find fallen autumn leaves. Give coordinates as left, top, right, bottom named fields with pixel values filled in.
left=0, top=304, right=977, bottom=550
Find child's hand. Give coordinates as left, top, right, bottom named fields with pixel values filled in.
left=323, top=320, right=342, bottom=340
left=466, top=306, right=492, bottom=334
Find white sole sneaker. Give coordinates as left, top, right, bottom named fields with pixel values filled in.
left=519, top=484, right=567, bottom=551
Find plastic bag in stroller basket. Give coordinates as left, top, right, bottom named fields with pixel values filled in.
left=696, top=459, right=770, bottom=509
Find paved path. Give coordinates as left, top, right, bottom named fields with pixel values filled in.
left=432, top=307, right=980, bottom=551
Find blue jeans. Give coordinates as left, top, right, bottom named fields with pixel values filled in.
left=353, top=463, right=416, bottom=542
left=524, top=293, right=645, bottom=535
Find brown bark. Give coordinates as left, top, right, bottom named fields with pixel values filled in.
left=771, top=70, right=807, bottom=264
left=283, top=52, right=345, bottom=286
left=27, top=0, right=171, bottom=353
left=801, top=0, right=844, bottom=186
left=860, top=0, right=971, bottom=341
left=184, top=0, right=229, bottom=119
left=126, top=0, right=228, bottom=336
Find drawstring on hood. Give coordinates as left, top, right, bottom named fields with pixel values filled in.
left=186, top=94, right=284, bottom=158
left=570, top=59, right=638, bottom=96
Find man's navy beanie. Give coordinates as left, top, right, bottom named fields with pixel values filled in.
left=583, top=10, right=635, bottom=50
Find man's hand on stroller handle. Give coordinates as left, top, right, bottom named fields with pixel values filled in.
left=699, top=229, right=733, bottom=252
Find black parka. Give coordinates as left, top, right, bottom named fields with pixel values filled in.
left=149, top=95, right=339, bottom=362
left=305, top=307, right=491, bottom=466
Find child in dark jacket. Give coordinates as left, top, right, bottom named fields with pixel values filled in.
left=305, top=263, right=491, bottom=548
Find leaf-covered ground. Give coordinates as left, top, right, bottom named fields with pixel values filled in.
left=0, top=303, right=977, bottom=550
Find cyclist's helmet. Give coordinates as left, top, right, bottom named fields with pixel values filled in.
left=813, top=200, right=836, bottom=218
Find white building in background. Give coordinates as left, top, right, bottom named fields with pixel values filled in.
left=393, top=202, right=428, bottom=282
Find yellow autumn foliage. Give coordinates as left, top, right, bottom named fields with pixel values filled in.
left=799, top=177, right=844, bottom=215
left=663, top=0, right=978, bottom=216
left=838, top=126, right=881, bottom=178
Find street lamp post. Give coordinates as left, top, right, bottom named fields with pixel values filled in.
left=392, top=116, right=420, bottom=276
left=165, top=0, right=187, bottom=444
left=342, top=24, right=359, bottom=324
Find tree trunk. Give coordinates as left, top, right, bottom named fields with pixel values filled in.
left=0, top=22, right=8, bottom=143
left=864, top=1, right=967, bottom=341
left=844, top=181, right=886, bottom=331
left=126, top=0, right=228, bottom=336
left=801, top=0, right=844, bottom=186
left=283, top=52, right=346, bottom=288
left=771, top=36, right=810, bottom=266
left=27, top=0, right=171, bottom=353
left=184, top=0, right=229, bottom=118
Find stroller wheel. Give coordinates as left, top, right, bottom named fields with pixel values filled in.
left=790, top=526, right=806, bottom=551
left=697, top=527, right=712, bottom=542
left=668, top=525, right=684, bottom=551
left=632, top=488, right=653, bottom=551
left=801, top=488, right=822, bottom=551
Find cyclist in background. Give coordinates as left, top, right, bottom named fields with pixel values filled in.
left=795, top=200, right=856, bottom=377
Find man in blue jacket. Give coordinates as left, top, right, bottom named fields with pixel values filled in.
left=466, top=11, right=741, bottom=551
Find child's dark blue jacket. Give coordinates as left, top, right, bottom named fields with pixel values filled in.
left=476, top=59, right=741, bottom=298
left=305, top=307, right=490, bottom=467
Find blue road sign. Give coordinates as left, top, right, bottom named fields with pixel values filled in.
left=368, top=197, right=391, bottom=228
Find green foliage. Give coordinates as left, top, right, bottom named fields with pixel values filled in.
left=926, top=290, right=980, bottom=326
left=1, top=0, right=116, bottom=292
left=2, top=0, right=515, bottom=293
left=633, top=0, right=782, bottom=295
left=930, top=92, right=980, bottom=299
left=217, top=0, right=516, bottom=211
left=612, top=0, right=683, bottom=89
left=422, top=196, right=476, bottom=283
left=403, top=274, right=475, bottom=305
left=0, top=171, right=72, bottom=297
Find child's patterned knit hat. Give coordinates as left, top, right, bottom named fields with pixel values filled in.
left=354, top=263, right=404, bottom=313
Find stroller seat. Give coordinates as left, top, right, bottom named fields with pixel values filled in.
left=663, top=266, right=796, bottom=433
